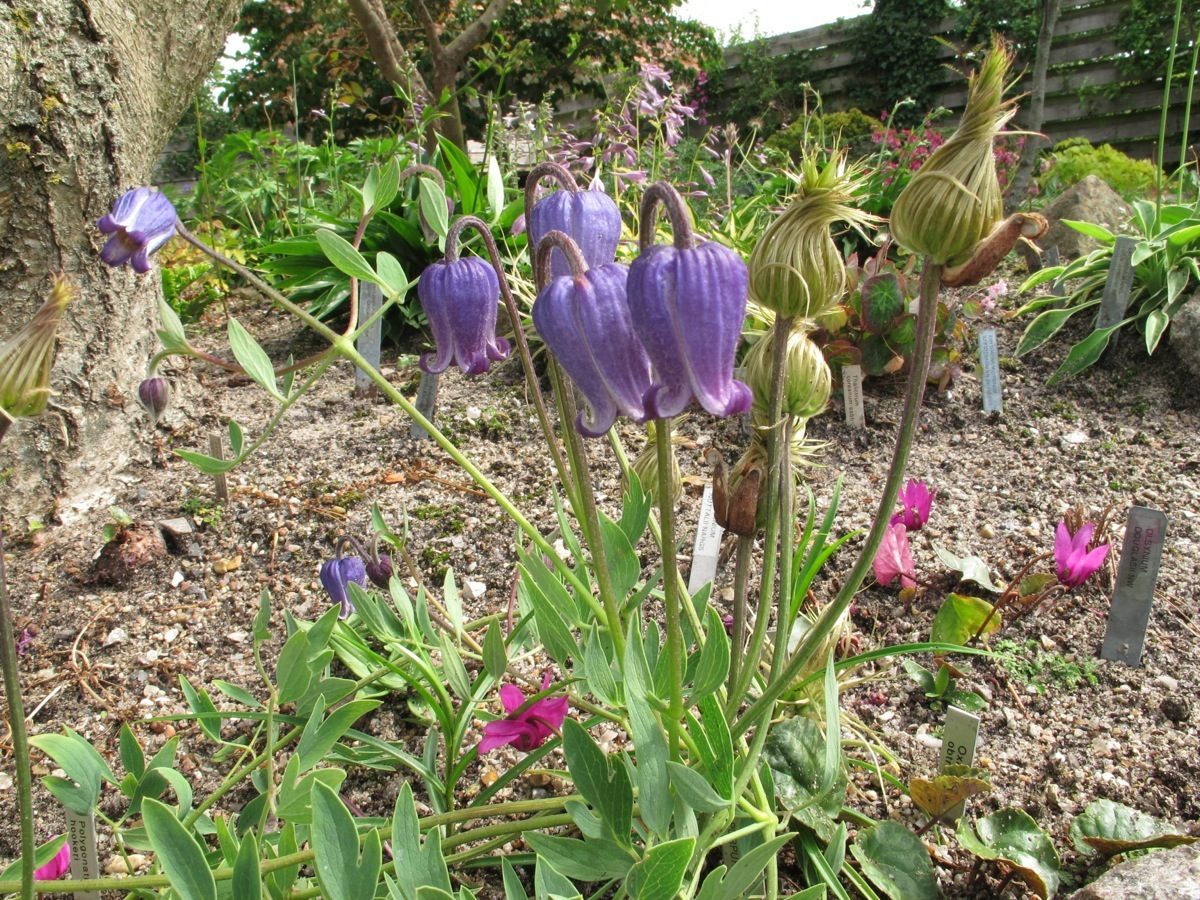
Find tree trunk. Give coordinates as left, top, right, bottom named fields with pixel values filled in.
left=1006, top=0, right=1063, bottom=213
left=0, top=0, right=240, bottom=521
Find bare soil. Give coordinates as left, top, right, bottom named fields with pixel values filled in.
left=2, top=268, right=1198, bottom=898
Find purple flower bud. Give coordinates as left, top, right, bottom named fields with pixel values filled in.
left=528, top=189, right=622, bottom=279
left=97, top=188, right=177, bottom=273
left=365, top=553, right=393, bottom=589
left=417, top=257, right=511, bottom=376
left=137, top=376, right=171, bottom=425
left=533, top=263, right=652, bottom=437
left=627, top=241, right=752, bottom=420
left=321, top=555, right=368, bottom=619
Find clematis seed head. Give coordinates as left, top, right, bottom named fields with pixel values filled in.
left=0, top=275, right=75, bottom=425
left=744, top=324, right=831, bottom=424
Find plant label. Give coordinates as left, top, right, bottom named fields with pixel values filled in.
left=688, top=484, right=724, bottom=594
left=842, top=364, right=865, bottom=429
left=208, top=433, right=228, bottom=501
left=978, top=327, right=1002, bottom=413
left=1095, top=236, right=1137, bottom=332
left=939, top=705, right=981, bottom=821
left=354, top=282, right=383, bottom=397
left=1045, top=245, right=1065, bottom=296
left=409, top=371, right=440, bottom=440
left=66, top=808, right=101, bottom=899
left=1101, top=506, right=1167, bottom=667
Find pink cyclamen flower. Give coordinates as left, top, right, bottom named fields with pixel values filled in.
left=1054, top=521, right=1109, bottom=588
left=478, top=673, right=568, bottom=754
left=889, top=479, right=938, bottom=531
left=874, top=522, right=917, bottom=589
left=34, top=840, right=70, bottom=881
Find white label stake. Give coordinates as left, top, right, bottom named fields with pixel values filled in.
left=842, top=364, right=865, bottom=429
left=978, top=327, right=1002, bottom=413
left=66, top=808, right=101, bottom=900
left=938, top=705, right=981, bottom=822
left=1101, top=506, right=1167, bottom=667
left=688, top=485, right=724, bottom=595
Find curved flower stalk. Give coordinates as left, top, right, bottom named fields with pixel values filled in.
left=531, top=234, right=650, bottom=437
left=525, top=162, right=622, bottom=279
left=748, top=150, right=878, bottom=321
left=628, top=183, right=752, bottom=420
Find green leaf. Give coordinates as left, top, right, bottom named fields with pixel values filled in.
left=533, top=855, right=582, bottom=900
left=296, top=696, right=381, bottom=771
left=157, top=295, right=189, bottom=351
left=598, top=512, right=638, bottom=600
left=1015, top=306, right=1085, bottom=357
left=583, top=628, right=620, bottom=706
left=561, top=719, right=633, bottom=847
left=667, top=760, right=728, bottom=813
left=228, top=318, right=283, bottom=401
left=253, top=588, right=272, bottom=642
left=436, top=135, right=479, bottom=214
left=694, top=834, right=794, bottom=900
left=119, top=723, right=146, bottom=781
left=483, top=619, right=508, bottom=681
left=372, top=157, right=402, bottom=213
left=275, top=755, right=347, bottom=823
left=418, top=177, right=450, bottom=239
left=930, top=592, right=999, bottom=646
left=265, top=821, right=300, bottom=899
left=623, top=621, right=672, bottom=839
left=174, top=449, right=237, bottom=475
left=1048, top=322, right=1125, bottom=384
left=763, top=716, right=847, bottom=842
left=315, top=228, right=378, bottom=284
left=442, top=568, right=463, bottom=632
left=1145, top=307, right=1170, bottom=355
left=523, top=833, right=635, bottom=882
left=391, top=783, right=453, bottom=898
left=212, top=680, right=262, bottom=709
left=486, top=155, right=505, bottom=223
left=30, top=729, right=117, bottom=815
left=375, top=251, right=408, bottom=299
left=932, top=545, right=1001, bottom=592
left=142, top=798, right=217, bottom=900
left=0, top=834, right=69, bottom=884
left=693, top=695, right=734, bottom=800
left=903, top=659, right=936, bottom=694
left=502, top=858, right=530, bottom=900
left=956, top=808, right=1060, bottom=899
left=275, top=630, right=317, bottom=704
left=439, top=632, right=472, bottom=701
left=517, top=563, right=579, bottom=669
left=860, top=273, right=905, bottom=334
left=312, top=780, right=382, bottom=900
left=689, top=607, right=730, bottom=703
left=231, top=830, right=264, bottom=900
left=1166, top=222, right=1200, bottom=246
left=1062, top=219, right=1116, bottom=244
left=626, top=837, right=695, bottom=900
left=850, top=821, right=937, bottom=900
left=1069, top=798, right=1197, bottom=857
left=228, top=419, right=245, bottom=457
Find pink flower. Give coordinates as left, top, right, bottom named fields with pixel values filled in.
left=479, top=673, right=569, bottom=753
left=34, top=840, right=70, bottom=881
left=874, top=523, right=916, bottom=588
left=889, top=479, right=938, bottom=531
left=1054, top=521, right=1109, bottom=588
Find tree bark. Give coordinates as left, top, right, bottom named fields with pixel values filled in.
left=0, top=0, right=240, bottom=521
left=1007, top=0, right=1063, bottom=213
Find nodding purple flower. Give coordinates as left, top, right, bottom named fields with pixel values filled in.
left=97, top=187, right=177, bottom=273
left=478, top=672, right=569, bottom=754
left=1054, top=521, right=1109, bottom=588
left=137, top=376, right=171, bottom=425
left=528, top=188, right=622, bottom=279
left=874, top=522, right=916, bottom=589
left=533, top=262, right=652, bottom=437
left=321, top=556, right=368, bottom=619
left=890, top=479, right=938, bottom=531
left=626, top=239, right=752, bottom=420
left=416, top=257, right=511, bottom=376
left=365, top=553, right=393, bottom=589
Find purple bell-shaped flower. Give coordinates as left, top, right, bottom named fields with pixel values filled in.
left=417, top=256, right=511, bottom=376
left=533, top=261, right=651, bottom=438
left=97, top=187, right=178, bottom=273
left=321, top=555, right=368, bottom=619
left=526, top=163, right=623, bottom=280
left=627, top=237, right=752, bottom=420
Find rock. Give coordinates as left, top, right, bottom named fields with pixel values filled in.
left=1069, top=842, right=1200, bottom=899
left=1038, top=175, right=1133, bottom=260
left=94, top=523, right=168, bottom=585
left=1161, top=696, right=1191, bottom=724
left=1168, top=289, right=1200, bottom=377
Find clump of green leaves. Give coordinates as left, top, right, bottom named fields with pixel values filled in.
left=766, top=109, right=884, bottom=163
left=995, top=638, right=1098, bottom=693
left=101, top=506, right=134, bottom=543
left=1039, top=138, right=1164, bottom=203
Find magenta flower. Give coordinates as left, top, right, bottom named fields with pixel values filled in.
left=479, top=673, right=569, bottom=754
left=97, top=187, right=177, bottom=273
left=874, top=522, right=916, bottom=588
left=1054, top=521, right=1109, bottom=588
left=417, top=257, right=511, bottom=376
left=890, top=479, right=938, bottom=531
left=34, top=839, right=70, bottom=881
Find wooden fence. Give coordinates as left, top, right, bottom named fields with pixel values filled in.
left=714, top=0, right=1197, bottom=165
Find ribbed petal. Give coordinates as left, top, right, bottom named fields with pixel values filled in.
left=417, top=257, right=508, bottom=375
left=533, top=264, right=650, bottom=437
left=530, top=189, right=622, bottom=278
left=97, top=188, right=177, bottom=272
left=100, top=232, right=139, bottom=268
left=97, top=187, right=151, bottom=233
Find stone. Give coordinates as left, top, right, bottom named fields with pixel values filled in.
left=1070, top=842, right=1200, bottom=899
left=1037, top=175, right=1133, bottom=260
left=1168, top=289, right=1200, bottom=377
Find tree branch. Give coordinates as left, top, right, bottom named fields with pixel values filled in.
left=345, top=0, right=431, bottom=99
left=410, top=0, right=445, bottom=53
left=442, top=0, right=514, bottom=71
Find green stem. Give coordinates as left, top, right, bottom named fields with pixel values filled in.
left=727, top=535, right=753, bottom=693
left=0, top=530, right=34, bottom=900
left=733, top=259, right=943, bottom=739
left=769, top=414, right=797, bottom=685
left=655, top=417, right=683, bottom=760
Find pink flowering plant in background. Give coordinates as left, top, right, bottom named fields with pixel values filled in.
left=1054, top=521, right=1110, bottom=588
left=890, top=478, right=938, bottom=530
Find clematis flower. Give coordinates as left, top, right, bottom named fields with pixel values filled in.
left=874, top=522, right=916, bottom=588
left=97, top=187, right=178, bottom=273
left=137, top=376, right=171, bottom=425
left=890, top=479, right=938, bottom=531
left=416, top=257, right=511, bottom=376
left=528, top=187, right=622, bottom=279
left=320, top=555, right=368, bottom=619
left=532, top=263, right=652, bottom=437
left=626, top=240, right=752, bottom=419
left=1054, top=521, right=1109, bottom=588
left=478, top=672, right=569, bottom=753
left=33, top=839, right=70, bottom=881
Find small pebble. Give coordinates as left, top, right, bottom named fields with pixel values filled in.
left=980, top=523, right=996, bottom=539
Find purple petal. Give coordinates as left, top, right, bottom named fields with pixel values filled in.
left=498, top=683, right=525, bottom=715
left=417, top=257, right=509, bottom=376
left=479, top=719, right=538, bottom=753
left=529, top=189, right=622, bottom=278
